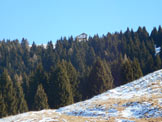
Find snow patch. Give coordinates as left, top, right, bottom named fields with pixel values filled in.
left=155, top=46, right=161, bottom=55
left=39, top=117, right=58, bottom=122
left=57, top=69, right=162, bottom=119
left=1, top=69, right=162, bottom=121
left=116, top=119, right=135, bottom=122
left=121, top=102, right=162, bottom=118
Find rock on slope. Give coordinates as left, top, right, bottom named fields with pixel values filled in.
left=1, top=70, right=162, bottom=122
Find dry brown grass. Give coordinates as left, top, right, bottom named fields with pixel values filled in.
left=3, top=71, right=162, bottom=122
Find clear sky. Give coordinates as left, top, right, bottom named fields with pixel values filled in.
left=0, top=0, right=162, bottom=44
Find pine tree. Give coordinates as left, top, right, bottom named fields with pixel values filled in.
left=14, top=74, right=28, bottom=113
left=111, top=54, right=123, bottom=86
left=0, top=70, right=17, bottom=116
left=159, top=44, right=162, bottom=59
left=86, top=47, right=96, bottom=66
left=47, top=67, right=55, bottom=108
left=121, top=59, right=133, bottom=84
left=33, top=84, right=49, bottom=110
left=21, top=38, right=29, bottom=51
left=22, top=73, right=30, bottom=109
left=34, top=64, right=49, bottom=95
left=146, top=55, right=154, bottom=74
left=62, top=60, right=82, bottom=102
left=103, top=60, right=114, bottom=88
left=0, top=93, right=6, bottom=118
left=154, top=55, right=161, bottom=70
left=48, top=64, right=73, bottom=108
left=132, top=58, right=143, bottom=80
left=88, top=58, right=113, bottom=98
left=28, top=64, right=49, bottom=110
left=158, top=26, right=162, bottom=47
left=151, top=27, right=158, bottom=46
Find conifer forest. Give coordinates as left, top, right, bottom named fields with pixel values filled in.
left=0, top=26, right=162, bottom=117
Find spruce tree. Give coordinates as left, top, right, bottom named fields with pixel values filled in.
left=28, top=64, right=49, bottom=110
left=14, top=74, right=28, bottom=113
left=0, top=93, right=6, bottom=118
left=88, top=58, right=113, bottom=98
left=0, top=70, right=17, bottom=116
left=132, top=58, right=143, bottom=80
left=151, top=27, right=158, bottom=46
left=158, top=26, right=162, bottom=47
left=47, top=67, right=55, bottom=108
left=62, top=61, right=82, bottom=102
left=86, top=47, right=96, bottom=66
left=22, top=73, right=30, bottom=109
left=121, top=58, right=133, bottom=84
left=146, top=55, right=154, bottom=74
left=154, top=55, right=161, bottom=70
left=111, top=54, right=123, bottom=86
left=48, top=64, right=73, bottom=108
left=160, top=45, right=162, bottom=59
left=33, top=84, right=49, bottom=110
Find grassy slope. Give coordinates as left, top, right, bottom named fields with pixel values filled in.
left=1, top=70, right=162, bottom=122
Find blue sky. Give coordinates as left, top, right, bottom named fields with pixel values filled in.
left=0, top=0, right=162, bottom=44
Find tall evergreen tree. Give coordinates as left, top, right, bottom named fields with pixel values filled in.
left=88, top=58, right=113, bottom=98
left=132, top=58, right=143, bottom=80
left=0, top=70, right=17, bottom=116
left=33, top=84, right=49, bottom=110
left=86, top=47, right=96, bottom=66
left=121, top=58, right=133, bottom=84
left=22, top=73, right=30, bottom=108
left=151, top=27, right=158, bottom=46
left=27, top=64, right=48, bottom=110
left=154, top=55, right=161, bottom=70
left=48, top=64, right=73, bottom=108
left=160, top=45, right=162, bottom=59
left=14, top=74, right=28, bottom=113
left=0, top=93, right=6, bottom=118
left=62, top=60, right=82, bottom=102
left=158, top=26, right=162, bottom=47
left=145, top=55, right=154, bottom=74
left=111, top=54, right=123, bottom=86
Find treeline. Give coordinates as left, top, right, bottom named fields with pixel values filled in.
left=0, top=26, right=162, bottom=117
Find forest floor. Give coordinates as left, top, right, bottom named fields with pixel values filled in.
left=1, top=70, right=162, bottom=122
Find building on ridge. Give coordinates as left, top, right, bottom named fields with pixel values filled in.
left=76, top=33, right=88, bottom=42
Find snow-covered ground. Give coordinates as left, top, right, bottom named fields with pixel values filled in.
left=56, top=69, right=162, bottom=121
left=1, top=69, right=162, bottom=122
left=155, top=46, right=161, bottom=55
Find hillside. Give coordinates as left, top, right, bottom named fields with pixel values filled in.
left=1, top=69, right=162, bottom=122
left=1, top=27, right=162, bottom=117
